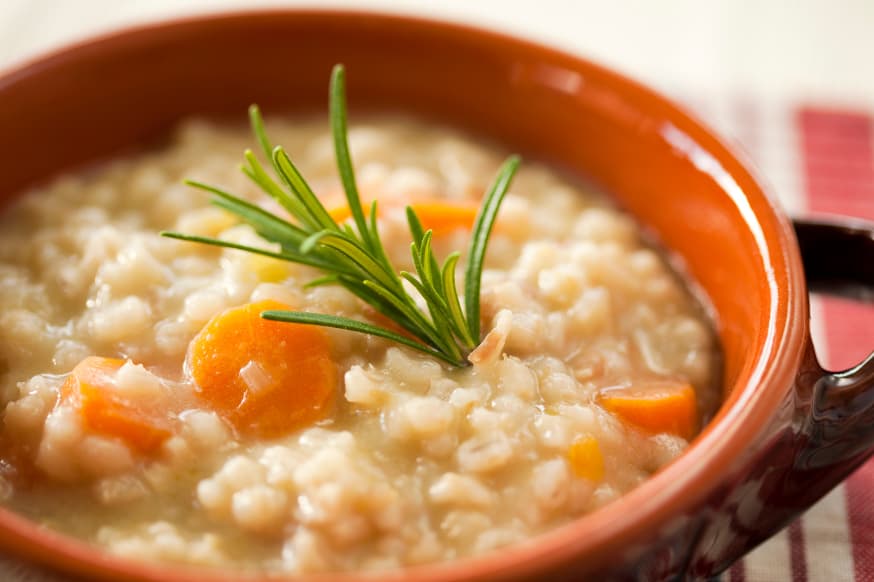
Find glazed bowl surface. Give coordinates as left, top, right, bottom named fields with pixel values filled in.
left=0, top=10, right=871, bottom=582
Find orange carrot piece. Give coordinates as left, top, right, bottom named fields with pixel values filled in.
left=328, top=199, right=481, bottom=235
left=597, top=382, right=698, bottom=439
left=61, top=357, right=174, bottom=454
left=187, top=300, right=336, bottom=438
left=328, top=204, right=356, bottom=224
left=408, top=200, right=480, bottom=235
left=567, top=436, right=605, bottom=481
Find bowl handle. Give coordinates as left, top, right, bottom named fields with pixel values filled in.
left=689, top=219, right=873, bottom=577
left=794, top=218, right=874, bottom=469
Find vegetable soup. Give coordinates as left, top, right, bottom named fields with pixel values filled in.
left=0, top=70, right=720, bottom=573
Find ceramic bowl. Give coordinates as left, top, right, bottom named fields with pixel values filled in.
left=0, top=10, right=872, bottom=582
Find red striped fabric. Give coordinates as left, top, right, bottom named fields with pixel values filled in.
left=701, top=103, right=874, bottom=582
left=788, top=520, right=808, bottom=581
left=729, top=559, right=747, bottom=581
left=798, top=108, right=874, bottom=582
left=798, top=109, right=874, bottom=371
left=848, top=462, right=874, bottom=582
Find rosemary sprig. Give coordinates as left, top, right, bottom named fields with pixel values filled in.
left=162, top=64, right=520, bottom=367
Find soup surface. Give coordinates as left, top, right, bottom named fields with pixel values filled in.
left=0, top=117, right=719, bottom=573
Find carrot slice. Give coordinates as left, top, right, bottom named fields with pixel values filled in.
left=567, top=436, right=605, bottom=481
left=329, top=199, right=480, bottom=235
left=61, top=357, right=174, bottom=454
left=187, top=300, right=336, bottom=438
left=597, top=382, right=698, bottom=439
left=407, top=200, right=480, bottom=235
left=327, top=203, right=356, bottom=224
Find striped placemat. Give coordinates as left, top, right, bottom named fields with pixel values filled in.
left=1, top=102, right=872, bottom=581
left=700, top=103, right=874, bottom=582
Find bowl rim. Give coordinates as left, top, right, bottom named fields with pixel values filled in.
left=0, top=8, right=808, bottom=582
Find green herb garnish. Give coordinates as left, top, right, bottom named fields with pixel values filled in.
left=162, top=65, right=520, bottom=367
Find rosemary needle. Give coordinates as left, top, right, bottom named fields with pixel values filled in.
left=162, top=64, right=520, bottom=367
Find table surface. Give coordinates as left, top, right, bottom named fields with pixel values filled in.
left=0, top=2, right=873, bottom=581
left=3, top=0, right=874, bottom=105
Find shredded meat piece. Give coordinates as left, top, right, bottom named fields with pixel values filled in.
left=467, top=309, right=513, bottom=365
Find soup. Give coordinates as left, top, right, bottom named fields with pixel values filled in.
left=0, top=107, right=719, bottom=572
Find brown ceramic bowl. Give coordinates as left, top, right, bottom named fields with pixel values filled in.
left=0, top=10, right=872, bottom=582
